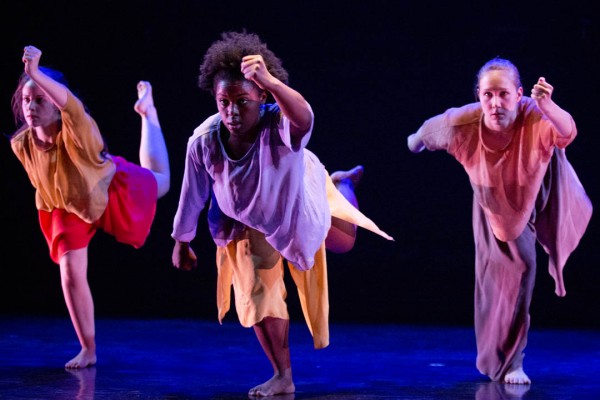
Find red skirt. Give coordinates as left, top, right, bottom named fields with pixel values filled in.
left=39, top=156, right=158, bottom=264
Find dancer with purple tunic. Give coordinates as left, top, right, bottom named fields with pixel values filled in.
left=171, top=31, right=393, bottom=397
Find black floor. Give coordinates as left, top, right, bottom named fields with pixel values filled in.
left=1, top=316, right=599, bottom=399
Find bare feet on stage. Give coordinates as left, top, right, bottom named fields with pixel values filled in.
left=504, top=366, right=531, bottom=385
left=65, top=348, right=97, bottom=369
left=248, top=369, right=295, bottom=397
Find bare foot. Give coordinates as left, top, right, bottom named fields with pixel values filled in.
left=248, top=372, right=295, bottom=397
left=504, top=382, right=531, bottom=397
left=503, top=366, right=531, bottom=384
left=134, top=81, right=155, bottom=116
left=330, top=165, right=364, bottom=188
left=65, top=348, right=97, bottom=369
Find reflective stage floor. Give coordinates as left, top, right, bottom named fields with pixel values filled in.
left=1, top=317, right=599, bottom=399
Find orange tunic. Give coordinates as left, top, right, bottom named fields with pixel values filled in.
left=11, top=90, right=157, bottom=264
left=11, top=91, right=115, bottom=223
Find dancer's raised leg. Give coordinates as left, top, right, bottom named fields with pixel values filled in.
left=134, top=81, right=170, bottom=198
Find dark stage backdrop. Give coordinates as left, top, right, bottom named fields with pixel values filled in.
left=1, top=1, right=598, bottom=328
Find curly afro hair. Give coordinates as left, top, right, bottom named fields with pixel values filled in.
left=198, top=30, right=289, bottom=95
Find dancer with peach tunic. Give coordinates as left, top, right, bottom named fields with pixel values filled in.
left=407, top=57, right=592, bottom=384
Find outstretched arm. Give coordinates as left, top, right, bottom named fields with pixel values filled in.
left=241, top=54, right=312, bottom=140
left=531, top=77, right=575, bottom=138
left=22, top=45, right=68, bottom=109
left=407, top=129, right=426, bottom=153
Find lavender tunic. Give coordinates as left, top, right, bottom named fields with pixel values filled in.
left=172, top=104, right=332, bottom=271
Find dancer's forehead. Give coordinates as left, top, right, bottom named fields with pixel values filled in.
left=215, top=79, right=262, bottom=98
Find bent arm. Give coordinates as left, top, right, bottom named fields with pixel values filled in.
left=539, top=102, right=575, bottom=139
left=531, top=77, right=575, bottom=138
left=264, top=80, right=312, bottom=139
left=241, top=55, right=312, bottom=139
left=22, top=46, right=68, bottom=109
